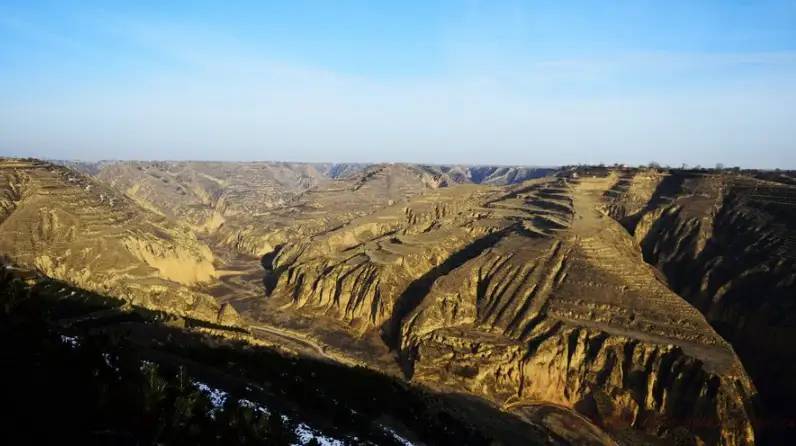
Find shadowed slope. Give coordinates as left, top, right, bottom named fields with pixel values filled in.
left=605, top=168, right=796, bottom=443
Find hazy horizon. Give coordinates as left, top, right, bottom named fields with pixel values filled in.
left=10, top=156, right=789, bottom=171
left=2, top=1, right=795, bottom=169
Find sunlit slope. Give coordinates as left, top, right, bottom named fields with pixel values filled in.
left=260, top=173, right=756, bottom=445
left=0, top=158, right=226, bottom=322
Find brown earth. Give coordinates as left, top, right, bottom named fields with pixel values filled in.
left=5, top=158, right=793, bottom=445
left=0, top=158, right=226, bottom=323
left=601, top=168, right=796, bottom=443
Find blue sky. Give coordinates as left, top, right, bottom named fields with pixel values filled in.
left=1, top=1, right=795, bottom=167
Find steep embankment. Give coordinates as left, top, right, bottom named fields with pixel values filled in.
left=603, top=169, right=796, bottom=442
left=258, top=173, right=757, bottom=445
left=0, top=159, right=227, bottom=323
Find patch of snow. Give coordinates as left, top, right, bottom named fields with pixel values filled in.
left=382, top=426, right=415, bottom=446
left=59, top=334, right=80, bottom=348
left=101, top=352, right=120, bottom=372
left=293, top=423, right=345, bottom=446
left=191, top=379, right=229, bottom=411
left=139, top=359, right=156, bottom=371
left=238, top=398, right=269, bottom=415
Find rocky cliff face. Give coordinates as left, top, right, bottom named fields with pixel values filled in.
left=604, top=169, right=796, bottom=442
left=260, top=172, right=758, bottom=445
left=0, top=159, right=221, bottom=321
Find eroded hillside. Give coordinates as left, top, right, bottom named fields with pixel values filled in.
left=0, top=159, right=225, bottom=322
left=6, top=158, right=790, bottom=445
left=83, top=161, right=553, bottom=257
left=602, top=168, right=796, bottom=443
left=251, top=172, right=757, bottom=445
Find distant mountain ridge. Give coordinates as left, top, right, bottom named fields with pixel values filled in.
left=54, top=159, right=556, bottom=185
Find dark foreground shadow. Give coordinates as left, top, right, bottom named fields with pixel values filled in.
left=0, top=262, right=552, bottom=446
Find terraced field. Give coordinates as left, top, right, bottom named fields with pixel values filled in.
left=241, top=172, right=757, bottom=445
left=7, top=159, right=792, bottom=445
left=0, top=159, right=224, bottom=321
